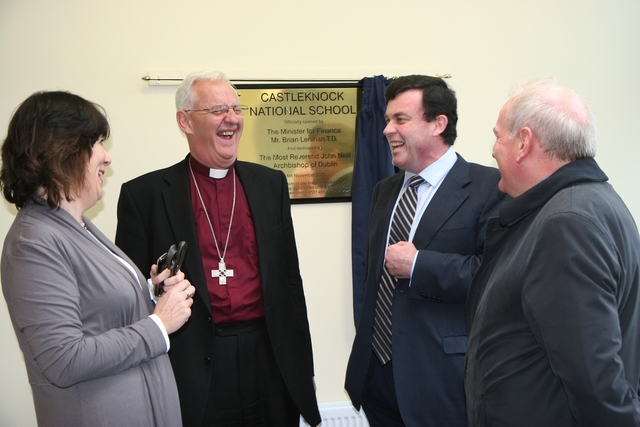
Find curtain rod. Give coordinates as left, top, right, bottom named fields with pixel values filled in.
left=142, top=76, right=361, bottom=85
left=141, top=74, right=452, bottom=86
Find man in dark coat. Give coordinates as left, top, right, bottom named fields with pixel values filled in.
left=465, top=79, right=640, bottom=426
left=116, top=70, right=321, bottom=427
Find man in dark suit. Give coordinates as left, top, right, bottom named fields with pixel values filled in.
left=115, top=70, right=321, bottom=427
left=345, top=75, right=505, bottom=427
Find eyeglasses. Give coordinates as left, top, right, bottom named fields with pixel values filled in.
left=184, top=105, right=249, bottom=116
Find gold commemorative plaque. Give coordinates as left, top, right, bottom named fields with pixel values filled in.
left=236, top=84, right=360, bottom=202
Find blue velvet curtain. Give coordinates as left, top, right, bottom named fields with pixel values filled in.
left=351, top=75, right=395, bottom=326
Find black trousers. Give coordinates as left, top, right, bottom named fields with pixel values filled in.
left=202, top=318, right=298, bottom=427
left=361, top=352, right=406, bottom=427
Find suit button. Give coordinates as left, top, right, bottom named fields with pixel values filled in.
left=204, top=357, right=211, bottom=363
left=207, top=317, right=212, bottom=323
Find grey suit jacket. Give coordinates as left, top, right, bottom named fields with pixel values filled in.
left=1, top=200, right=182, bottom=427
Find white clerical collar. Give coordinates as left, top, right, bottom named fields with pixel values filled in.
left=209, top=168, right=229, bottom=179
left=188, top=155, right=231, bottom=179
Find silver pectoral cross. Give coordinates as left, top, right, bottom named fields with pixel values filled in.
left=212, top=260, right=234, bottom=285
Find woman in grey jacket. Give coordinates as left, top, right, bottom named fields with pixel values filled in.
left=0, top=91, right=195, bottom=427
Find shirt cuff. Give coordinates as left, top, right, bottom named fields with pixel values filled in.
left=149, top=314, right=170, bottom=352
left=147, top=278, right=160, bottom=304
left=408, top=250, right=420, bottom=287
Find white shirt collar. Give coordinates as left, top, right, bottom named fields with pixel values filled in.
left=404, top=145, right=457, bottom=188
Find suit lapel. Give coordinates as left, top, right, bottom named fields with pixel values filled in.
left=39, top=199, right=154, bottom=315
left=160, top=159, right=210, bottom=312
left=234, top=161, right=261, bottom=223
left=162, top=162, right=196, bottom=244
left=412, top=156, right=470, bottom=248
left=367, top=174, right=404, bottom=280
left=234, top=162, right=270, bottom=286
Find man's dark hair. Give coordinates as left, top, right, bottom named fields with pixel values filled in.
left=385, top=75, right=458, bottom=145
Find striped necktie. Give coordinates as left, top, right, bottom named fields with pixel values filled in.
left=372, top=175, right=425, bottom=364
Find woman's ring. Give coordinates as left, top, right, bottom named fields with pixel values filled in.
left=185, top=290, right=192, bottom=299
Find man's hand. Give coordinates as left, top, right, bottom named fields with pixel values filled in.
left=385, top=241, right=418, bottom=279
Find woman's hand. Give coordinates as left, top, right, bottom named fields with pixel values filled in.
left=152, top=277, right=195, bottom=334
left=150, top=265, right=185, bottom=296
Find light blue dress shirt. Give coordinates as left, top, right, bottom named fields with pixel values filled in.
left=385, top=146, right=458, bottom=283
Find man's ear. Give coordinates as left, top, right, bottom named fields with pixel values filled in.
left=176, top=110, right=193, bottom=135
left=515, top=127, right=534, bottom=164
left=432, top=114, right=449, bottom=137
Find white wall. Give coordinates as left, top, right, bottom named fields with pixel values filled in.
left=1, top=0, right=639, bottom=425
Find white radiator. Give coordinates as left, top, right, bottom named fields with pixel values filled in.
left=300, top=401, right=369, bottom=426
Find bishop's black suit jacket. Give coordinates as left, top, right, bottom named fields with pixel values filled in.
left=345, top=154, right=504, bottom=427
left=115, top=156, right=321, bottom=427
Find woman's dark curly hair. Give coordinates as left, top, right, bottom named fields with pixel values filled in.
left=1, top=91, right=110, bottom=209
